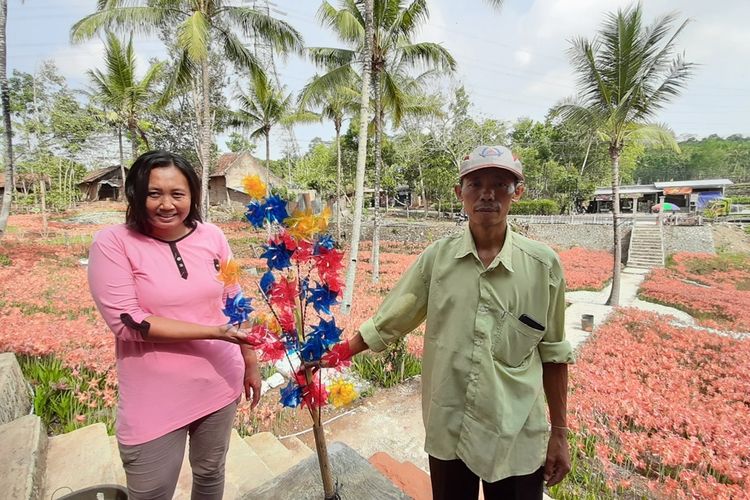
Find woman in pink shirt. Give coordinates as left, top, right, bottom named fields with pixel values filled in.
left=88, top=150, right=261, bottom=499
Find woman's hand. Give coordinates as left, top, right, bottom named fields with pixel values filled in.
left=241, top=346, right=262, bottom=409
left=217, top=323, right=248, bottom=344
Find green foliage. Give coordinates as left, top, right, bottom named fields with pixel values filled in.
left=0, top=254, right=11, bottom=266
left=351, top=338, right=421, bottom=388
left=15, top=154, right=87, bottom=212
left=510, top=199, right=560, bottom=215
left=729, top=196, right=750, bottom=204
left=635, top=136, right=750, bottom=184
left=18, top=355, right=116, bottom=435
left=294, top=141, right=336, bottom=194
left=225, top=131, right=257, bottom=154
left=683, top=253, right=749, bottom=275
left=549, top=431, right=619, bottom=499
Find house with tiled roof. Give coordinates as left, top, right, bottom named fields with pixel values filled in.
left=208, top=151, right=284, bottom=205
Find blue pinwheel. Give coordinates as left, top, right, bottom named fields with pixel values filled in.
left=280, top=382, right=303, bottom=408
left=308, top=283, right=338, bottom=315
left=314, top=234, right=335, bottom=254
left=260, top=271, right=275, bottom=296
left=245, top=201, right=267, bottom=228
left=300, top=333, right=327, bottom=362
left=222, top=293, right=253, bottom=325
left=311, top=317, right=342, bottom=347
left=260, top=242, right=293, bottom=270
left=265, top=195, right=289, bottom=224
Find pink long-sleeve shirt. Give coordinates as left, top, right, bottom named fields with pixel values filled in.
left=88, top=223, right=244, bottom=445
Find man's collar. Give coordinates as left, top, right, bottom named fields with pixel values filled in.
left=454, top=224, right=515, bottom=272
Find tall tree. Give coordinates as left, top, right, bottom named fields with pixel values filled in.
left=88, top=31, right=164, bottom=189
left=340, top=0, right=373, bottom=315
left=71, top=0, right=303, bottom=218
left=312, top=0, right=455, bottom=282
left=554, top=4, right=692, bottom=306
left=0, top=0, right=13, bottom=236
left=232, top=71, right=318, bottom=195
left=299, top=72, right=360, bottom=241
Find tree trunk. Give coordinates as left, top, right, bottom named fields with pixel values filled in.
left=606, top=146, right=622, bottom=306
left=128, top=122, right=138, bottom=164
left=118, top=124, right=126, bottom=201
left=341, top=0, right=373, bottom=315
left=419, top=164, right=427, bottom=220
left=265, top=131, right=272, bottom=239
left=0, top=0, right=13, bottom=237
left=371, top=76, right=382, bottom=283
left=335, top=122, right=342, bottom=242
left=199, top=60, right=212, bottom=220
left=39, top=176, right=47, bottom=236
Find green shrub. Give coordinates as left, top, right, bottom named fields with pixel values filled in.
left=728, top=196, right=750, bottom=204
left=351, top=338, right=421, bottom=388
left=684, top=252, right=749, bottom=275
left=0, top=254, right=11, bottom=266
left=18, top=355, right=117, bottom=435
left=510, top=199, right=560, bottom=215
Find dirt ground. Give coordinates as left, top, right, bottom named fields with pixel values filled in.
left=711, top=223, right=750, bottom=253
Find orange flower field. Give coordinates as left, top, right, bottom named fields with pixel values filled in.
left=639, top=252, right=750, bottom=332
left=5, top=213, right=748, bottom=497
left=570, top=308, right=750, bottom=498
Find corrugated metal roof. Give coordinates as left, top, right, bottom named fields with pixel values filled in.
left=654, top=179, right=734, bottom=188
left=594, top=185, right=660, bottom=196
left=79, top=165, right=123, bottom=184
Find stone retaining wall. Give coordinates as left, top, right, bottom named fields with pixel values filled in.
left=353, top=220, right=716, bottom=255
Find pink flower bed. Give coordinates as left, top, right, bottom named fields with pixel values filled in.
left=639, top=252, right=750, bottom=331
left=570, top=308, right=750, bottom=498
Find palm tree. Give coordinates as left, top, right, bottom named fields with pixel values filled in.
left=554, top=4, right=692, bottom=306
left=71, top=0, right=303, bottom=218
left=312, top=0, right=455, bottom=284
left=0, top=0, right=13, bottom=237
left=233, top=71, right=318, bottom=195
left=88, top=31, right=164, bottom=192
left=299, top=71, right=360, bottom=241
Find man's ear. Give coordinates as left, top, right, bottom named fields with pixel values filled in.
left=454, top=184, right=462, bottom=200
left=511, top=183, right=525, bottom=202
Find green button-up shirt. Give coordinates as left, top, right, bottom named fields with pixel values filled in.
left=359, top=226, right=574, bottom=482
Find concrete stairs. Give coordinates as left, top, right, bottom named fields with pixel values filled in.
left=627, top=221, right=665, bottom=269
left=0, top=353, right=317, bottom=500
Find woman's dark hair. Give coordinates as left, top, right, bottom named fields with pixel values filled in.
left=125, top=150, right=202, bottom=234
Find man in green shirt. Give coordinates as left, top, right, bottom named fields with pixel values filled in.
left=330, top=145, right=574, bottom=499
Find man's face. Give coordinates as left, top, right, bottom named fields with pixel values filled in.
left=454, top=168, right=524, bottom=227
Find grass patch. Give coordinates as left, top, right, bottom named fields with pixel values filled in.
left=351, top=338, right=421, bottom=388
left=683, top=252, right=749, bottom=275
left=18, top=355, right=117, bottom=435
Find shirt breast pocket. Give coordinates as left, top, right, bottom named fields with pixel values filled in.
left=492, top=312, right=546, bottom=367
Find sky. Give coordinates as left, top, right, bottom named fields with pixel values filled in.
left=7, top=0, right=750, bottom=161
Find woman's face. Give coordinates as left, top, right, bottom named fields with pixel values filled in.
left=144, top=165, right=192, bottom=239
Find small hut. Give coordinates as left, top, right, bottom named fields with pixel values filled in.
left=78, top=166, right=127, bottom=201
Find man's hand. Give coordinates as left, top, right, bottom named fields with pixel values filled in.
left=320, top=341, right=353, bottom=369
left=544, top=428, right=571, bottom=487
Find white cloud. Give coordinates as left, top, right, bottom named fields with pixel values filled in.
left=514, top=49, right=532, bottom=67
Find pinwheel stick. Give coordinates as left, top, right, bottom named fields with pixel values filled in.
left=304, top=365, right=337, bottom=499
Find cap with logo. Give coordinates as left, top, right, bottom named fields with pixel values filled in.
left=459, top=145, right=524, bottom=181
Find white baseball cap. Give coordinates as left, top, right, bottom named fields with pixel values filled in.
left=459, top=145, right=524, bottom=181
